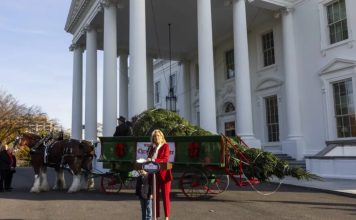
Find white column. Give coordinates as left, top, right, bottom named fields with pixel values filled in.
left=119, top=53, right=129, bottom=119
left=197, top=0, right=217, bottom=133
left=102, top=1, right=117, bottom=136
left=70, top=44, right=83, bottom=140
left=182, top=61, right=191, bottom=121
left=147, top=56, right=154, bottom=109
left=233, top=0, right=260, bottom=148
left=129, top=0, right=147, bottom=118
left=281, top=8, right=304, bottom=159
left=85, top=26, right=97, bottom=141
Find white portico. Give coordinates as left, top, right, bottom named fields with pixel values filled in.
left=65, top=0, right=269, bottom=143
left=65, top=0, right=356, bottom=179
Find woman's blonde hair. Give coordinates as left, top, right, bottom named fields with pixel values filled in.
left=151, top=129, right=166, bottom=145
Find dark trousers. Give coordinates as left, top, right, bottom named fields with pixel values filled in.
left=0, top=169, right=12, bottom=191
left=0, top=169, right=7, bottom=191
left=5, top=170, right=14, bottom=189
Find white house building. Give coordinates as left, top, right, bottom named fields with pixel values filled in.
left=65, top=0, right=356, bottom=179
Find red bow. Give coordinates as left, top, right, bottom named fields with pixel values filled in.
left=188, top=142, right=200, bottom=158
left=115, top=143, right=125, bottom=157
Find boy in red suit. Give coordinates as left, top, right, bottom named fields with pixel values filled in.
left=148, top=129, right=172, bottom=220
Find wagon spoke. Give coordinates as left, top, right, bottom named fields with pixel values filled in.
left=180, top=170, right=208, bottom=199
left=101, top=174, right=123, bottom=194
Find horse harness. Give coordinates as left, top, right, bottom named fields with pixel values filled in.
left=43, top=139, right=76, bottom=167
left=28, top=134, right=53, bottom=154
left=43, top=138, right=57, bottom=165
left=59, top=140, right=95, bottom=170
left=17, top=134, right=95, bottom=169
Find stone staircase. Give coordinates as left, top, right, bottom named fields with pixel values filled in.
left=274, top=154, right=306, bottom=170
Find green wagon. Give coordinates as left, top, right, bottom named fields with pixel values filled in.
left=98, top=135, right=253, bottom=199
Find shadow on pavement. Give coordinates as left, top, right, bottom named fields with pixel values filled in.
left=0, top=167, right=333, bottom=202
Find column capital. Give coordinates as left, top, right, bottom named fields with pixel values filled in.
left=97, top=4, right=104, bottom=13
left=80, top=25, right=91, bottom=35
left=83, top=24, right=93, bottom=32
left=100, top=0, right=119, bottom=8
left=273, top=7, right=294, bottom=19
left=82, top=24, right=100, bottom=34
left=69, top=43, right=84, bottom=52
left=281, top=7, right=295, bottom=15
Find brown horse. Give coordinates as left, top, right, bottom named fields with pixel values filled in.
left=13, top=133, right=95, bottom=193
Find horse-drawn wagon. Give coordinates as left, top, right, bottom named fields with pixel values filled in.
left=98, top=134, right=257, bottom=199
left=13, top=109, right=318, bottom=195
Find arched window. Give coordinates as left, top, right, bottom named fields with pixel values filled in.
left=224, top=102, right=235, bottom=113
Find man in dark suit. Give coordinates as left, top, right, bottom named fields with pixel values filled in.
left=113, top=116, right=133, bottom=136
left=5, top=148, right=16, bottom=191
left=0, top=144, right=12, bottom=192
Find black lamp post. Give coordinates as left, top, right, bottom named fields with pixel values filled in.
left=166, top=23, right=177, bottom=112
left=166, top=87, right=177, bottom=112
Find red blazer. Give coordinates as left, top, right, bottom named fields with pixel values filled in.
left=148, top=143, right=172, bottom=183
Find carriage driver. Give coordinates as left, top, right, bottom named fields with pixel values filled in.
left=113, top=116, right=132, bottom=136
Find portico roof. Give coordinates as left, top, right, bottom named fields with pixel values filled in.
left=65, top=0, right=294, bottom=60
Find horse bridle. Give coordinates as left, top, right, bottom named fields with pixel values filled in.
left=13, top=134, right=52, bottom=152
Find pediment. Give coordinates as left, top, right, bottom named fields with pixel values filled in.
left=255, top=77, right=283, bottom=91
left=65, top=0, right=91, bottom=33
left=319, top=58, right=356, bottom=76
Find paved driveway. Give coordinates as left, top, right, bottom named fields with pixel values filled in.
left=1, top=167, right=356, bottom=220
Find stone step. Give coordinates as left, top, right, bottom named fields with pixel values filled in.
left=275, top=154, right=294, bottom=160
left=273, top=154, right=306, bottom=169
left=288, top=160, right=306, bottom=168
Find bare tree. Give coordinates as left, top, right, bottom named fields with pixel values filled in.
left=0, top=90, right=44, bottom=144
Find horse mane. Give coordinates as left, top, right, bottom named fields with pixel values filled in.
left=22, top=132, right=42, bottom=141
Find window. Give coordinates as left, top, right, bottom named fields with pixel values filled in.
left=154, top=81, right=160, bottom=103
left=333, top=78, right=356, bottom=137
left=225, top=49, right=235, bottom=79
left=225, top=122, right=236, bottom=137
left=262, top=32, right=275, bottom=67
left=169, top=74, right=176, bottom=96
left=265, top=95, right=279, bottom=142
left=327, top=0, right=348, bottom=44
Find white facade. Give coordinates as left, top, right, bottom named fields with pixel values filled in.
left=65, top=0, right=356, bottom=178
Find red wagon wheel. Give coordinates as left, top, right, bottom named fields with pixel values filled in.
left=179, top=169, right=208, bottom=199
left=100, top=174, right=123, bottom=194
left=207, top=174, right=230, bottom=194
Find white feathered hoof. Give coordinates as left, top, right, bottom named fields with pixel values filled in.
left=40, top=186, right=50, bottom=192
left=40, top=181, right=50, bottom=192
left=31, top=175, right=41, bottom=193
left=39, top=172, right=50, bottom=191
left=67, top=175, right=81, bottom=193
left=30, top=186, right=41, bottom=193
